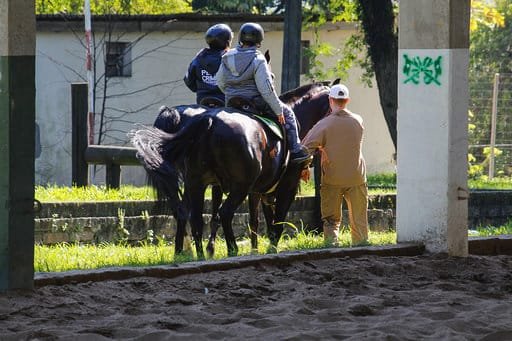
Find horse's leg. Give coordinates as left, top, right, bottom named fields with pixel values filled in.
left=185, top=184, right=207, bottom=259
left=261, top=202, right=278, bottom=253
left=173, top=201, right=189, bottom=255
left=269, top=168, right=303, bottom=249
left=206, top=185, right=223, bottom=257
left=218, top=189, right=248, bottom=256
left=248, top=193, right=261, bottom=252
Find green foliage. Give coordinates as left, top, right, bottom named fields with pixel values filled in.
left=469, top=0, right=512, bottom=176
left=367, top=172, right=396, bottom=187
left=470, top=0, right=506, bottom=32
left=36, top=0, right=192, bottom=14
left=468, top=146, right=503, bottom=178
left=191, top=0, right=279, bottom=14
left=302, top=0, right=367, bottom=83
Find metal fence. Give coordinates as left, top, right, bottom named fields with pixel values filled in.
left=469, top=73, right=512, bottom=179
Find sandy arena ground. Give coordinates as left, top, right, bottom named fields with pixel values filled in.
left=1, top=253, right=512, bottom=340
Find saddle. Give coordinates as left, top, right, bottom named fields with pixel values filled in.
left=227, top=96, right=283, bottom=140
left=227, top=96, right=290, bottom=197
left=200, top=97, right=225, bottom=108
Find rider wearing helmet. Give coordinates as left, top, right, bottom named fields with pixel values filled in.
left=216, top=22, right=309, bottom=163
left=184, top=23, right=233, bottom=106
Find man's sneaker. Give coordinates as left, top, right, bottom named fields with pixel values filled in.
left=290, top=148, right=311, bottom=164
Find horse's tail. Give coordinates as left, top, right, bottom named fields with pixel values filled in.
left=129, top=126, right=183, bottom=210
left=160, top=114, right=213, bottom=164
left=153, top=105, right=181, bottom=133
left=129, top=115, right=213, bottom=208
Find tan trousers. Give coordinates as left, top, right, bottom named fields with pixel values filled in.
left=320, top=183, right=368, bottom=245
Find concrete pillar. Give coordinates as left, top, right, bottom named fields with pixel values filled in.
left=0, top=0, right=36, bottom=290
left=397, top=0, right=470, bottom=256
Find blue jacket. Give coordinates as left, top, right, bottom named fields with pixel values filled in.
left=184, top=48, right=225, bottom=104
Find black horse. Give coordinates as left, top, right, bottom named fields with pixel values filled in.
left=132, top=82, right=332, bottom=258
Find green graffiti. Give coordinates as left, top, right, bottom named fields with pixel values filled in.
left=402, top=54, right=442, bottom=86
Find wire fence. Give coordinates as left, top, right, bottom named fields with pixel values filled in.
left=469, top=72, right=512, bottom=178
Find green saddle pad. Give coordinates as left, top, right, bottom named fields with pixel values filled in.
left=253, top=114, right=283, bottom=140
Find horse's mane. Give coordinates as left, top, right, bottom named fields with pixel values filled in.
left=279, top=83, right=323, bottom=103
left=280, top=82, right=330, bottom=109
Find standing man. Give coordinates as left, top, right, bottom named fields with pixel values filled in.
left=215, top=22, right=309, bottom=163
left=302, top=84, right=369, bottom=246
left=184, top=23, right=233, bottom=106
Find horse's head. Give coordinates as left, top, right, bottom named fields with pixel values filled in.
left=279, top=83, right=331, bottom=139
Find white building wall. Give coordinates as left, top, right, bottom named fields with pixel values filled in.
left=35, top=20, right=395, bottom=186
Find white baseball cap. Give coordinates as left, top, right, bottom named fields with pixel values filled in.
left=329, top=84, right=350, bottom=99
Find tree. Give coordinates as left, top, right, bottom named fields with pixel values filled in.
left=303, top=0, right=505, bottom=151
left=191, top=0, right=282, bottom=14
left=356, top=0, right=397, bottom=150
left=36, top=0, right=191, bottom=14
left=468, top=0, right=511, bottom=177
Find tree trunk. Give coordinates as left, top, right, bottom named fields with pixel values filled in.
left=358, top=0, right=398, bottom=151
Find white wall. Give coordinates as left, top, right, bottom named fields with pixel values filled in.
left=35, top=22, right=395, bottom=186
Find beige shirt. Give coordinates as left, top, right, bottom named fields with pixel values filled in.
left=302, top=108, right=366, bottom=186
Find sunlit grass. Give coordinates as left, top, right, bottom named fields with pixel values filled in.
left=35, top=184, right=156, bottom=202
left=34, top=229, right=397, bottom=272
left=34, top=220, right=512, bottom=273
left=469, top=176, right=512, bottom=190
left=35, top=173, right=512, bottom=203
left=469, top=219, right=512, bottom=237
left=35, top=183, right=393, bottom=202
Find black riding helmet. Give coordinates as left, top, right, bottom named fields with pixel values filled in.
left=205, top=23, right=233, bottom=50
left=238, top=22, right=264, bottom=46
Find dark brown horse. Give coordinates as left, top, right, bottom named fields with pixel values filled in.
left=132, top=82, right=331, bottom=258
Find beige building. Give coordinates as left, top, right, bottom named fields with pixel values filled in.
left=35, top=14, right=395, bottom=185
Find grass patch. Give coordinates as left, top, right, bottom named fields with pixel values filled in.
left=35, top=176, right=395, bottom=202
left=35, top=184, right=156, bottom=202
left=36, top=174, right=512, bottom=203
left=469, top=176, right=512, bottom=190
left=35, top=221, right=512, bottom=273
left=469, top=220, right=512, bottom=237
left=34, top=229, right=396, bottom=273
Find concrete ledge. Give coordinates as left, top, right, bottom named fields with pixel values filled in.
left=34, top=242, right=425, bottom=287
left=33, top=237, right=512, bottom=287
left=468, top=236, right=512, bottom=255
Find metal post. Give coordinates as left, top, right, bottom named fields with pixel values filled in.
left=312, top=155, right=323, bottom=233
left=72, top=83, right=89, bottom=186
left=281, top=0, right=302, bottom=93
left=0, top=0, right=36, bottom=290
left=488, top=73, right=499, bottom=179
left=106, top=164, right=121, bottom=189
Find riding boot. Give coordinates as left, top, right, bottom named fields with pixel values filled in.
left=283, top=106, right=311, bottom=164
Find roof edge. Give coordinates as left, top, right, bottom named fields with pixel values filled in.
left=36, top=14, right=356, bottom=33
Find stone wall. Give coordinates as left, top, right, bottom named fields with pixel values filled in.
left=35, top=191, right=512, bottom=244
